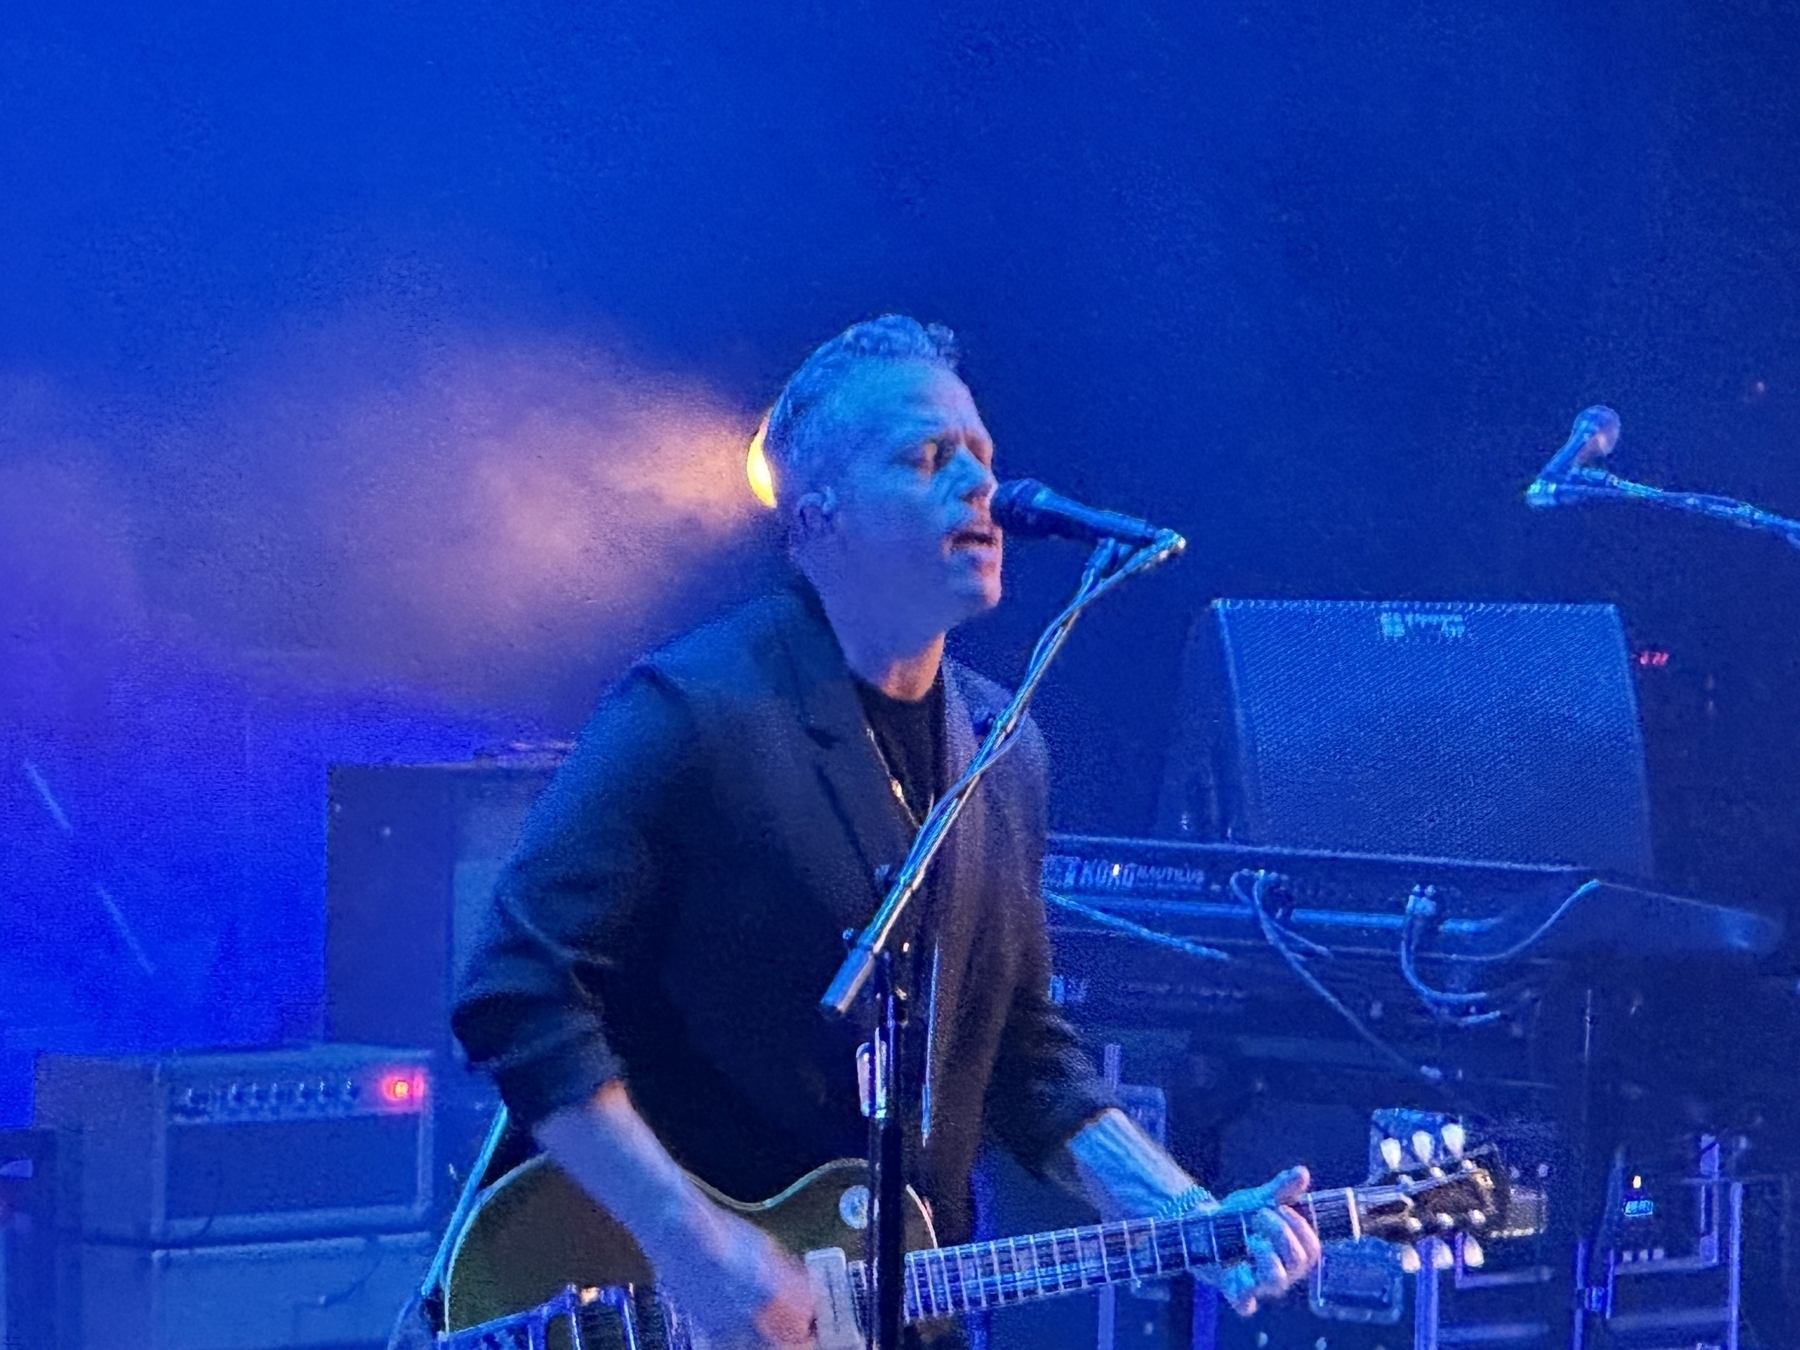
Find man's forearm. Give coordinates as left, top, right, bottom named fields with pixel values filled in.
left=535, top=1081, right=820, bottom=1344
left=534, top=1079, right=718, bottom=1263
left=1047, top=1107, right=1212, bottom=1220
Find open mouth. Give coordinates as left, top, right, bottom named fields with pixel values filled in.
left=948, top=523, right=1001, bottom=551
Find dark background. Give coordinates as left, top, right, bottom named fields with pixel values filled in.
left=3, top=0, right=1798, bottom=1126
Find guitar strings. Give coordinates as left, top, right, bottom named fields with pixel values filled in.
left=858, top=1180, right=1437, bottom=1318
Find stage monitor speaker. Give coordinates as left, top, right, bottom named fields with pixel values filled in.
left=34, top=1045, right=433, bottom=1245
left=1158, top=599, right=1654, bottom=876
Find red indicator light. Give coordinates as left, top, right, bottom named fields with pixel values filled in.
left=375, top=1070, right=427, bottom=1110
left=1634, top=649, right=1670, bottom=669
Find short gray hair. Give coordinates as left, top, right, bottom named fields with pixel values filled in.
left=764, top=315, right=960, bottom=518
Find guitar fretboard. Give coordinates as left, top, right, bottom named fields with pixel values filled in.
left=855, top=1186, right=1381, bottom=1323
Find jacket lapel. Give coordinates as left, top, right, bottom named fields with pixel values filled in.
left=921, top=661, right=991, bottom=1144
left=776, top=584, right=915, bottom=928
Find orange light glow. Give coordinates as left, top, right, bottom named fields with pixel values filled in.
left=378, top=1071, right=425, bottom=1107
left=746, top=411, right=777, bottom=509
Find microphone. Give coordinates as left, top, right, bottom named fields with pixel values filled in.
left=990, top=479, right=1182, bottom=550
left=1527, top=406, right=1620, bottom=508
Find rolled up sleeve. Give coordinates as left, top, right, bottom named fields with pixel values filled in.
left=982, top=722, right=1116, bottom=1173
left=984, top=903, right=1118, bottom=1174
left=451, top=666, right=697, bottom=1130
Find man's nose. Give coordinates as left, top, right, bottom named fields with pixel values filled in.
left=950, top=444, right=997, bottom=502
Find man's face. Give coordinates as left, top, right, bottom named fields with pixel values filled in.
left=816, top=360, right=1002, bottom=631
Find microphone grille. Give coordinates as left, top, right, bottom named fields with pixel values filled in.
left=989, top=479, right=1047, bottom=524
left=1573, top=406, right=1621, bottom=466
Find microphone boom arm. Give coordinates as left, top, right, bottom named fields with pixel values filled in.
left=1530, top=464, right=1800, bottom=551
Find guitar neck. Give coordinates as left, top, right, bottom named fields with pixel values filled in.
left=877, top=1187, right=1374, bottom=1323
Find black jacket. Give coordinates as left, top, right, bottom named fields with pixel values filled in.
left=451, top=582, right=1112, bottom=1243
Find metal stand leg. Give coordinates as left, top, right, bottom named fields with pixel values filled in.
left=860, top=953, right=907, bottom=1350
left=1412, top=1244, right=1440, bottom=1350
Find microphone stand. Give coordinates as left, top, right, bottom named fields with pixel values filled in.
left=819, top=527, right=1185, bottom=1350
left=1528, top=466, right=1800, bottom=551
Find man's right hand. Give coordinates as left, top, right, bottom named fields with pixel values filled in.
left=644, top=1200, right=817, bottom=1350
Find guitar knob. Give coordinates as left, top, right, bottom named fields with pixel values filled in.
left=1399, top=1246, right=1421, bottom=1275
left=1403, top=1216, right=1424, bottom=1234
left=1411, top=1131, right=1436, bottom=1165
left=1462, top=1238, right=1485, bottom=1268
left=1379, top=1137, right=1404, bottom=1171
left=1433, top=1241, right=1455, bottom=1271
left=1468, top=1210, right=1486, bottom=1229
left=838, top=1185, right=871, bottom=1231
left=1435, top=1214, right=1455, bottom=1231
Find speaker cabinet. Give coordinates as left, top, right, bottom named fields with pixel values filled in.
left=66, top=1230, right=432, bottom=1350
left=325, top=760, right=558, bottom=1108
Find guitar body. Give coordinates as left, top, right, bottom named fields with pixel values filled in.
left=444, top=1155, right=936, bottom=1335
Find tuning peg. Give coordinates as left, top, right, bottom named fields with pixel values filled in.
left=1435, top=1213, right=1456, bottom=1231
left=1403, top=1216, right=1424, bottom=1235
left=1461, top=1237, right=1485, bottom=1269
left=1433, top=1241, right=1455, bottom=1271
left=1412, top=1130, right=1436, bottom=1165
left=1380, top=1137, right=1405, bottom=1171
left=1441, top=1123, right=1466, bottom=1158
left=1468, top=1210, right=1486, bottom=1229
left=1399, top=1246, right=1421, bottom=1274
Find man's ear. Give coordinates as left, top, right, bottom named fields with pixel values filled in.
left=794, top=487, right=837, bottom=539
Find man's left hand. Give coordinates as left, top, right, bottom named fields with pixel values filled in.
left=1196, top=1165, right=1322, bottom=1316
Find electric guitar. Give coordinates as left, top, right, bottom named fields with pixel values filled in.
left=438, top=1131, right=1510, bottom=1349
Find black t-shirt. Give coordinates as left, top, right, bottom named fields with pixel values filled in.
left=855, top=671, right=946, bottom=826
left=854, top=671, right=948, bottom=1080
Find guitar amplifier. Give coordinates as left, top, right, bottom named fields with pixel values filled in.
left=1158, top=599, right=1655, bottom=876
left=34, top=1045, right=433, bottom=1245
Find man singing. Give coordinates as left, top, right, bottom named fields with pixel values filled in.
left=453, top=316, right=1319, bottom=1348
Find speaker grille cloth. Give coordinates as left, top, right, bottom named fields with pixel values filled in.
left=1190, top=599, right=1652, bottom=874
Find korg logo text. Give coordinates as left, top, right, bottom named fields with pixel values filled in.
left=1379, top=610, right=1468, bottom=640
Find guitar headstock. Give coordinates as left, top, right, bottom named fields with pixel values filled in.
left=1359, top=1115, right=1512, bottom=1270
